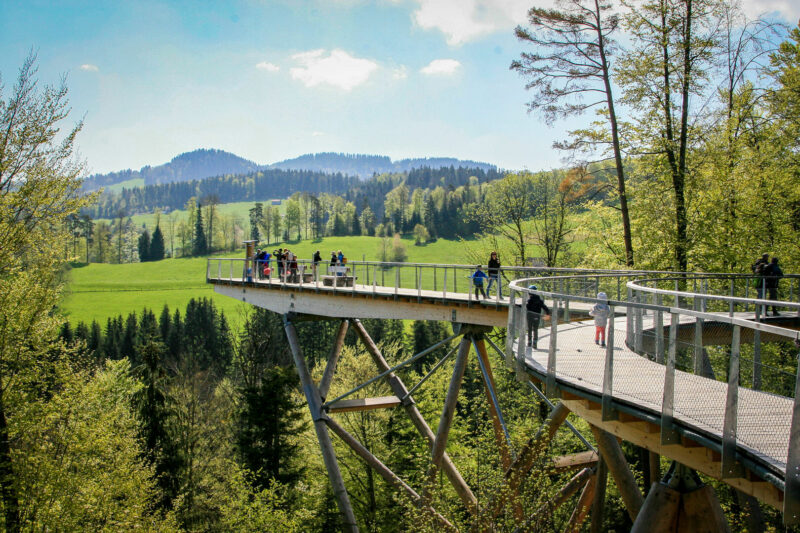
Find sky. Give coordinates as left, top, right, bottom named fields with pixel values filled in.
left=2, top=0, right=799, bottom=176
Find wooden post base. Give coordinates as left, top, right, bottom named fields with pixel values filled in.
left=631, top=482, right=730, bottom=533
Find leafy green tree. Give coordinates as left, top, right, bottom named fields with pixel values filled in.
left=413, top=224, right=430, bottom=245
left=150, top=224, right=166, bottom=261
left=0, top=52, right=95, bottom=531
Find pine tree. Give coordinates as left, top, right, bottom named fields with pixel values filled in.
left=137, top=229, right=150, bottom=262
left=192, top=204, right=208, bottom=256
left=150, top=225, right=165, bottom=261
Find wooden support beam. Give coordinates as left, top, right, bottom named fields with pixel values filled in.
left=512, top=467, right=594, bottom=533
left=327, top=396, right=402, bottom=414
left=428, top=337, right=471, bottom=481
left=590, top=456, right=608, bottom=533
left=474, top=338, right=512, bottom=471
left=562, top=398, right=783, bottom=508
left=319, top=319, right=349, bottom=401
left=284, top=316, right=359, bottom=532
left=564, top=473, right=597, bottom=533
left=351, top=319, right=478, bottom=514
left=324, top=416, right=458, bottom=533
left=590, top=425, right=644, bottom=522
left=630, top=482, right=681, bottom=533
left=551, top=451, right=599, bottom=473
left=679, top=485, right=731, bottom=533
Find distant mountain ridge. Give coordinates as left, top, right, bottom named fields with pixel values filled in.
left=268, top=152, right=497, bottom=178
left=82, top=149, right=497, bottom=191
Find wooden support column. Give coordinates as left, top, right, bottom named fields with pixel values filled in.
left=474, top=337, right=512, bottom=470
left=351, top=319, right=478, bottom=514
left=428, top=337, right=471, bottom=482
left=324, top=416, right=457, bottom=532
left=564, top=473, right=597, bottom=533
left=319, top=319, right=349, bottom=401
left=283, top=315, right=359, bottom=532
left=630, top=482, right=681, bottom=533
left=590, top=425, right=644, bottom=521
left=488, top=402, right=570, bottom=518
left=590, top=456, right=608, bottom=533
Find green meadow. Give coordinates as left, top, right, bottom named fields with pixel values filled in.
left=96, top=199, right=285, bottom=230
left=60, top=236, right=498, bottom=330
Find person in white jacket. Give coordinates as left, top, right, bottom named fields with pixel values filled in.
left=589, top=292, right=611, bottom=347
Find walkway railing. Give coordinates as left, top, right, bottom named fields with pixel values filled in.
left=206, top=257, right=695, bottom=304
left=507, top=273, right=800, bottom=523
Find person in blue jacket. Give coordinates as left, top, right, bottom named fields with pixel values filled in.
left=471, top=265, right=488, bottom=299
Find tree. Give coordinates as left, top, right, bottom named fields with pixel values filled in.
left=391, top=233, right=407, bottom=263
left=0, top=52, right=95, bottom=532
left=617, top=0, right=718, bottom=271
left=138, top=228, right=151, bottom=262
left=285, top=199, right=302, bottom=241
left=413, top=224, right=430, bottom=245
left=249, top=202, right=263, bottom=242
left=466, top=172, right=536, bottom=265
left=512, top=0, right=634, bottom=266
left=150, top=224, right=166, bottom=261
left=360, top=206, right=376, bottom=236
left=203, top=194, right=219, bottom=252
left=193, top=203, right=208, bottom=256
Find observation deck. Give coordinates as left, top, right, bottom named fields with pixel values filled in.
left=207, top=257, right=800, bottom=528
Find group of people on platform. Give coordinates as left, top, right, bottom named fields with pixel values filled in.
left=255, top=247, right=300, bottom=282
left=752, top=253, right=784, bottom=316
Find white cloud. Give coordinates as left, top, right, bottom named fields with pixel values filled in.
left=255, top=61, right=280, bottom=72
left=411, top=0, right=532, bottom=45
left=289, top=49, right=378, bottom=91
left=312, top=131, right=325, bottom=137
left=740, top=0, right=800, bottom=22
left=392, top=66, right=409, bottom=79
left=420, top=59, right=461, bottom=76
left=79, top=64, right=99, bottom=72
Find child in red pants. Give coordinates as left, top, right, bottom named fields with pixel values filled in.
left=589, top=292, right=611, bottom=347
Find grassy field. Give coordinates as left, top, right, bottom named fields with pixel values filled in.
left=60, top=236, right=492, bottom=330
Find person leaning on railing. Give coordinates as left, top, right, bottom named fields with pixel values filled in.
left=486, top=251, right=503, bottom=298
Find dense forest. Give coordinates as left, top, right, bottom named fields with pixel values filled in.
left=270, top=152, right=497, bottom=178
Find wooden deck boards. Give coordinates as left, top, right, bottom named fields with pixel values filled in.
left=521, top=315, right=792, bottom=476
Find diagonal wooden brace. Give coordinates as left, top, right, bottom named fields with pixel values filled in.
left=352, top=319, right=478, bottom=514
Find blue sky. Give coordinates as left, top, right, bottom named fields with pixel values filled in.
left=2, top=0, right=798, bottom=175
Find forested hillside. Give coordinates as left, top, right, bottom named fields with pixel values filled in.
left=82, top=149, right=261, bottom=191
left=270, top=152, right=497, bottom=178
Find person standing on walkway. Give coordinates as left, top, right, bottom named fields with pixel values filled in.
left=486, top=251, right=502, bottom=298
left=313, top=250, right=321, bottom=280
left=526, top=285, right=550, bottom=350
left=752, top=252, right=769, bottom=298
left=763, top=257, right=784, bottom=316
left=471, top=265, right=488, bottom=299
left=589, top=292, right=611, bottom=347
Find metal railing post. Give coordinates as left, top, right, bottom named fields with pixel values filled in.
left=443, top=268, right=448, bottom=301
left=626, top=287, right=634, bottom=348
left=505, top=288, right=516, bottom=369
left=545, top=298, right=559, bottom=395
left=661, top=312, right=680, bottom=444
left=753, top=306, right=762, bottom=390
left=394, top=266, right=399, bottom=299
left=784, top=347, right=800, bottom=525
left=634, top=291, right=643, bottom=354
left=516, top=302, right=528, bottom=382
left=694, top=297, right=704, bottom=375
left=722, top=325, right=742, bottom=478
left=729, top=279, right=735, bottom=316
left=564, top=279, right=571, bottom=322
left=602, top=304, right=616, bottom=421
left=655, top=295, right=664, bottom=364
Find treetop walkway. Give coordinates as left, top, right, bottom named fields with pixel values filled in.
left=207, top=257, right=800, bottom=531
